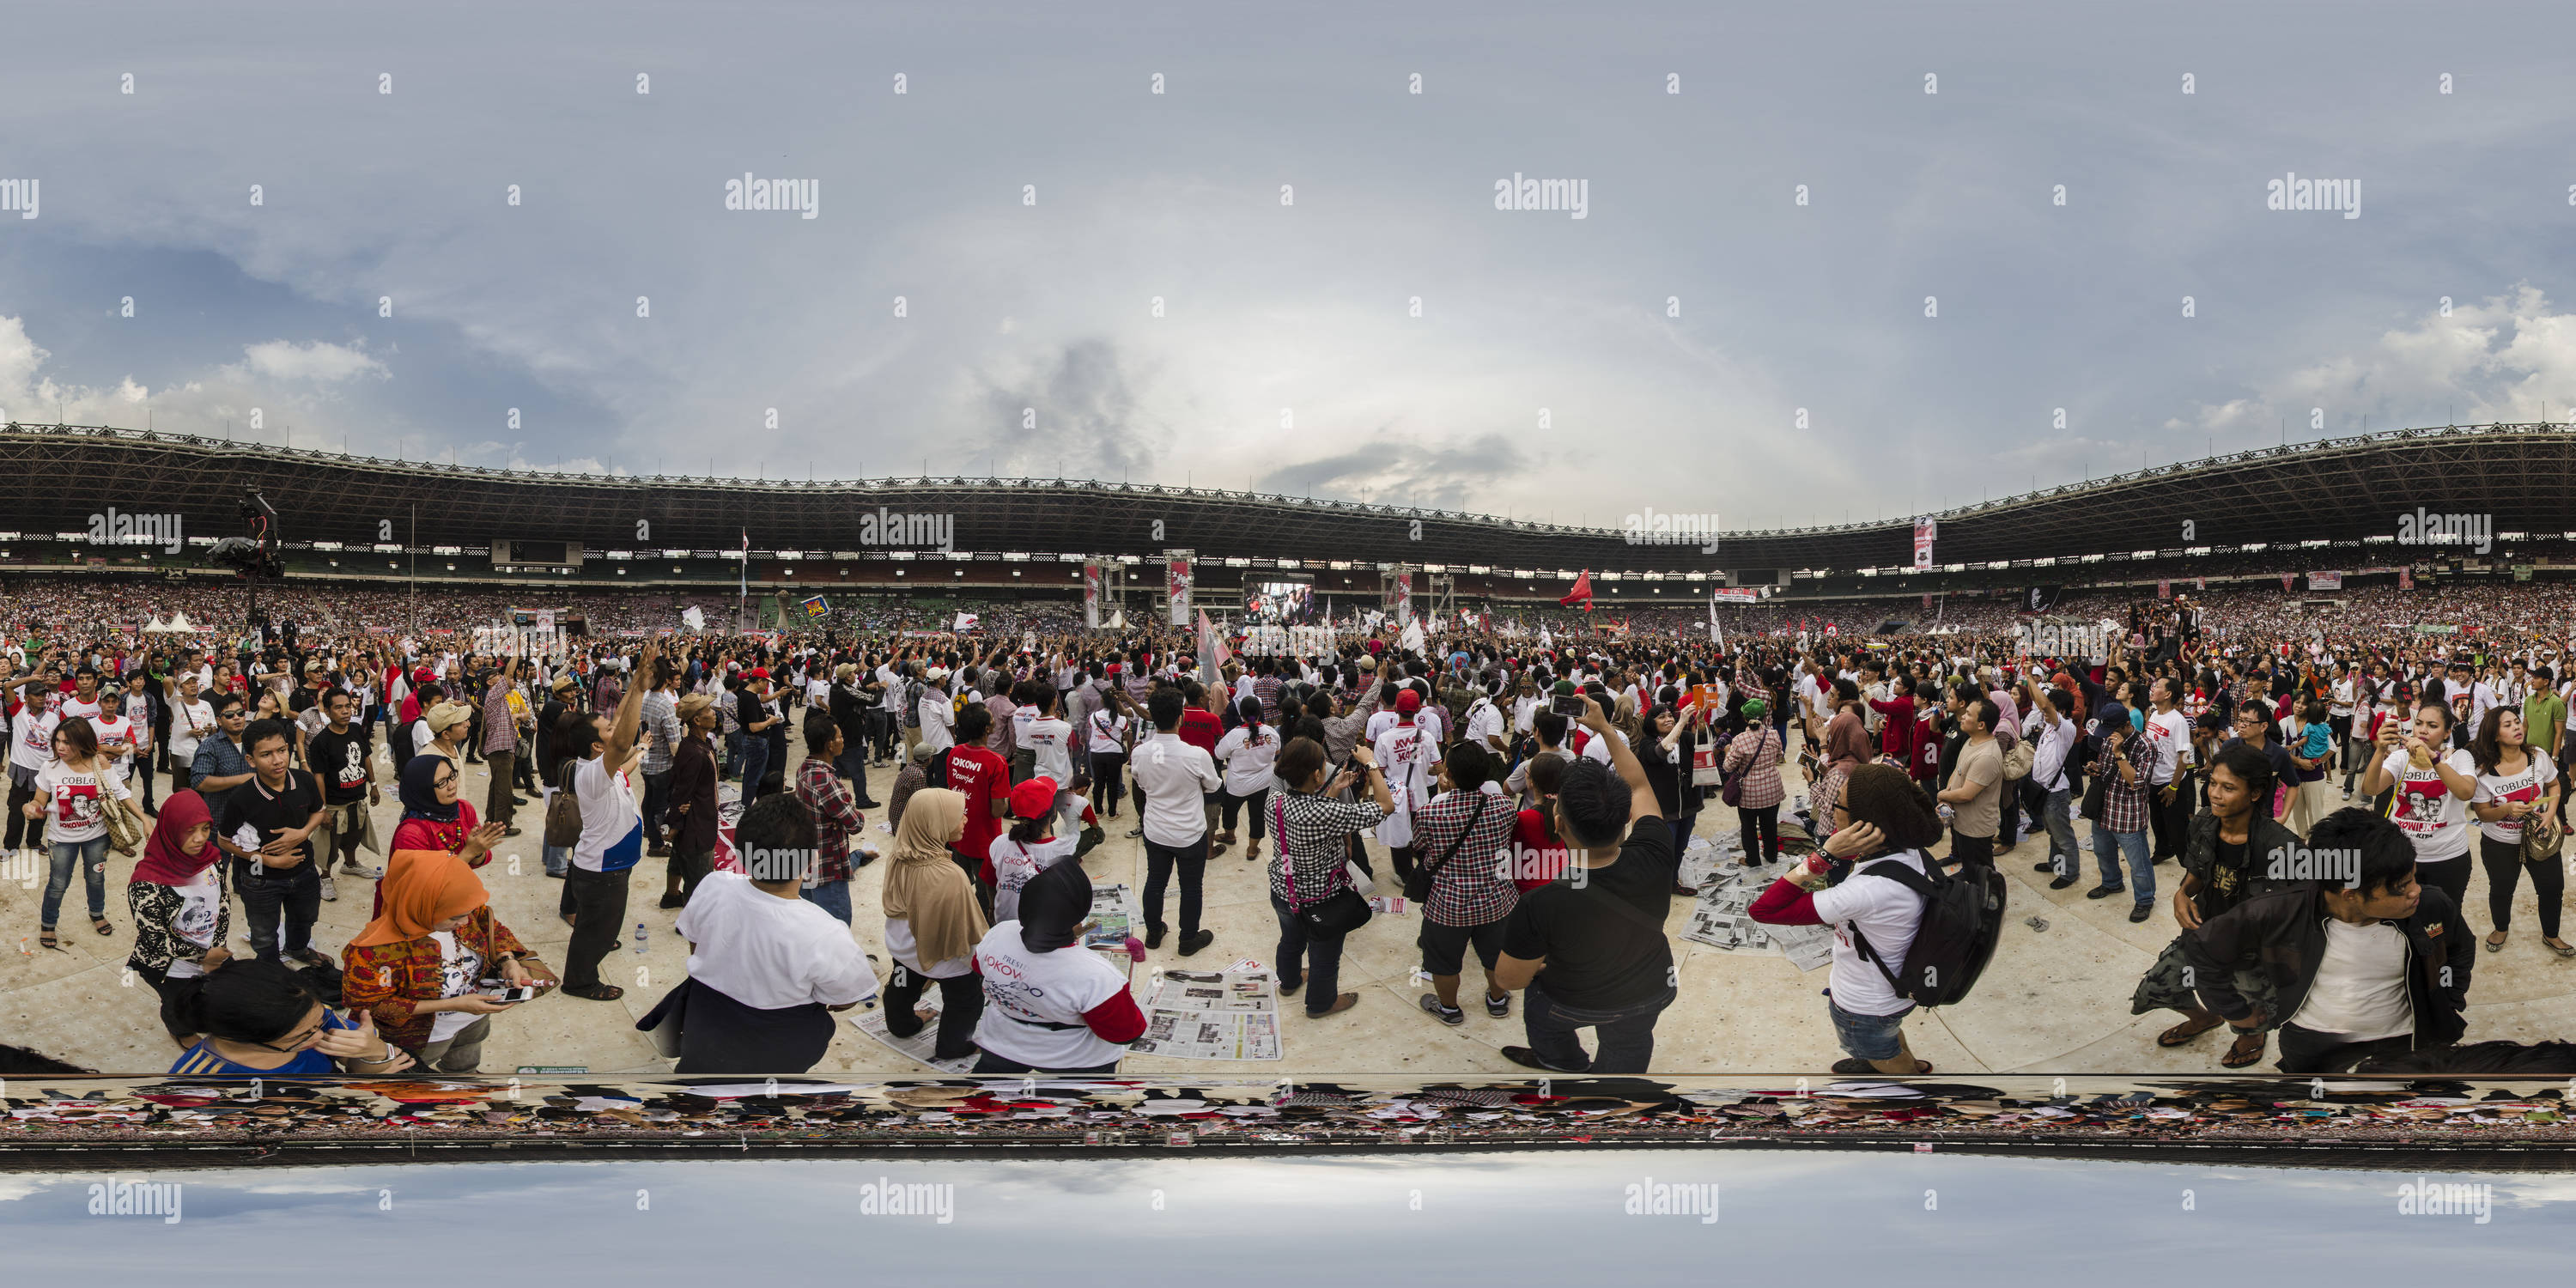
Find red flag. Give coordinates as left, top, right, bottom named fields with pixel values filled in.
left=1559, top=570, right=1594, bottom=610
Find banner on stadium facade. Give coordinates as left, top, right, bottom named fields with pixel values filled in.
left=1083, top=562, right=1103, bottom=629
left=2308, top=572, right=2342, bottom=591
left=1389, top=571, right=1414, bottom=626
left=2157, top=580, right=2171, bottom=599
left=2024, top=586, right=2063, bottom=612
left=1913, top=517, right=1936, bottom=570
left=2399, top=567, right=2415, bottom=590
left=1164, top=551, right=1193, bottom=627
left=2278, top=574, right=2293, bottom=592
left=2414, top=623, right=2458, bottom=635
left=1710, top=586, right=1762, bottom=603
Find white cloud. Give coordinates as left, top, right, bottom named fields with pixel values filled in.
left=239, top=339, right=388, bottom=384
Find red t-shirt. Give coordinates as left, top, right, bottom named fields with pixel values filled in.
left=946, top=744, right=1011, bottom=879
left=1510, top=808, right=1571, bottom=892
left=1177, top=708, right=1222, bottom=756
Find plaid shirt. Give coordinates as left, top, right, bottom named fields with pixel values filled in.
left=1266, top=788, right=1383, bottom=906
left=794, top=755, right=866, bottom=882
left=482, top=684, right=519, bottom=755
left=2090, top=727, right=2157, bottom=835
left=341, top=908, right=555, bottom=1052
left=1251, top=674, right=1284, bottom=724
left=1409, top=787, right=1520, bottom=927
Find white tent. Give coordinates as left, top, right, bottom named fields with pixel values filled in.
left=145, top=611, right=198, bottom=634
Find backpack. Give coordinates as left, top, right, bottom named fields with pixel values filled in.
left=544, top=760, right=586, bottom=848
left=1848, top=856, right=2004, bottom=1008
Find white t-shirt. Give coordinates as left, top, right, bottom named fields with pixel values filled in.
left=1129, top=732, right=1219, bottom=848
left=1021, top=715, right=1075, bottom=784
left=1462, top=696, right=1506, bottom=750
left=14, top=705, right=58, bottom=774
left=90, top=713, right=138, bottom=781
left=677, top=871, right=879, bottom=1009
left=2143, top=708, right=2191, bottom=786
left=165, top=696, right=214, bottom=762
left=426, top=930, right=485, bottom=1042
left=36, top=760, right=131, bottom=843
left=1810, top=849, right=1930, bottom=1018
left=572, top=756, right=644, bottom=872
left=2382, top=746, right=2476, bottom=862
left=988, top=833, right=1080, bottom=924
left=1084, top=709, right=1129, bottom=755
left=2287, top=916, right=2413, bottom=1040
left=971, top=921, right=1131, bottom=1070
left=1213, top=723, right=1281, bottom=796
left=2472, top=752, right=2558, bottom=845
left=161, top=866, right=225, bottom=981
left=1371, top=721, right=1437, bottom=848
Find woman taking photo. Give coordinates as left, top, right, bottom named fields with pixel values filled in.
left=168, top=957, right=416, bottom=1077
left=1723, top=698, right=1785, bottom=868
left=1266, top=736, right=1395, bottom=1019
left=2361, top=699, right=2480, bottom=911
left=879, top=787, right=988, bottom=1061
left=2470, top=706, right=2569, bottom=957
left=27, top=717, right=144, bottom=950
left=343, top=848, right=554, bottom=1073
left=126, top=789, right=229, bottom=1047
left=2129, top=742, right=2299, bottom=1068
left=970, top=861, right=1147, bottom=1073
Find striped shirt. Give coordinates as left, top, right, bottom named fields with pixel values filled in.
left=1266, top=788, right=1384, bottom=906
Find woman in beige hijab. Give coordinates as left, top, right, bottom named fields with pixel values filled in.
left=878, top=787, right=988, bottom=1060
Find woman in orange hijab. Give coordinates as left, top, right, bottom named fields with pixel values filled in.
left=341, top=849, right=557, bottom=1072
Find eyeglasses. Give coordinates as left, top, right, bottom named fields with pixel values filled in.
left=432, top=772, right=459, bottom=789
left=251, top=1020, right=325, bottom=1053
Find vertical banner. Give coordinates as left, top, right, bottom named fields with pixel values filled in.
left=1912, top=517, right=1936, bottom=569
left=2157, top=580, right=2171, bottom=599
left=1390, top=570, right=1415, bottom=626
left=1164, top=550, right=1193, bottom=627
left=2281, top=574, right=2293, bottom=593
left=1083, top=562, right=1103, bottom=629
left=2399, top=567, right=2415, bottom=591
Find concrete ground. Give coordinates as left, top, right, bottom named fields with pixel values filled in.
left=8, top=739, right=2573, bottom=1077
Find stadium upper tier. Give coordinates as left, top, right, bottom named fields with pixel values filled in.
left=7, top=420, right=2573, bottom=574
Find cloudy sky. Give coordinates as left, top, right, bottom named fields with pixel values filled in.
left=4, top=0, right=2575, bottom=533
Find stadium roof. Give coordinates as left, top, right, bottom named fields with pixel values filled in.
left=3, top=420, right=2564, bottom=573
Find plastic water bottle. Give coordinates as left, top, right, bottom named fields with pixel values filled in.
left=632, top=921, right=648, bottom=953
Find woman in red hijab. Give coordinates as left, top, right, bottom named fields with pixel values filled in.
left=125, top=790, right=229, bottom=1047
left=342, top=848, right=554, bottom=1073
left=371, top=751, right=507, bottom=918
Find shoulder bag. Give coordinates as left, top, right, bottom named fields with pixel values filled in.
left=1279, top=792, right=1373, bottom=936
left=1403, top=792, right=1492, bottom=904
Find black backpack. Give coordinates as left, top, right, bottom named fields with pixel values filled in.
left=1849, top=857, right=2005, bottom=1008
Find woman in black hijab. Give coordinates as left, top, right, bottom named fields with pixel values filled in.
left=968, top=861, right=1149, bottom=1074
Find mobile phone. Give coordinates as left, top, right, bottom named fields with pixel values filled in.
left=483, top=986, right=536, bottom=1004
left=1550, top=694, right=1588, bottom=719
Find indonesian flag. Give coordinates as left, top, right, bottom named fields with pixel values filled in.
left=1559, top=570, right=1594, bottom=611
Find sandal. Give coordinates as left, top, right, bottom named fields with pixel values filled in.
left=2220, top=1031, right=2266, bottom=1068
left=93, top=916, right=114, bottom=937
left=559, top=982, right=624, bottom=1001
left=1830, top=1058, right=1933, bottom=1075
left=2157, top=1016, right=2223, bottom=1048
left=38, top=927, right=58, bottom=951
left=2488, top=931, right=2509, bottom=953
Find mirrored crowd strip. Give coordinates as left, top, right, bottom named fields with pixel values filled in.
left=4, top=1074, right=2576, bottom=1162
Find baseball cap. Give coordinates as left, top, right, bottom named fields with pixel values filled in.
left=1394, top=690, right=1423, bottom=714
left=425, top=702, right=474, bottom=733
left=1008, top=775, right=1060, bottom=820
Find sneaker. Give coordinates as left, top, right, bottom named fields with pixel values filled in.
left=1177, top=929, right=1214, bottom=957
left=1125, top=826, right=1145, bottom=839
left=318, top=875, right=338, bottom=902
left=2085, top=884, right=2126, bottom=901
left=339, top=860, right=383, bottom=880
left=1419, top=994, right=1466, bottom=1026
left=1485, top=991, right=1511, bottom=1018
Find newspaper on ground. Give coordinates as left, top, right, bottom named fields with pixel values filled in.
left=1127, top=968, right=1281, bottom=1061
left=1679, top=862, right=1833, bottom=971
left=849, top=1004, right=978, bottom=1074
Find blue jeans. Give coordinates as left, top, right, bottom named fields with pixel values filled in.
left=2042, top=786, right=2079, bottom=876
left=1523, top=982, right=1674, bottom=1074
left=42, top=835, right=109, bottom=927
left=833, top=747, right=871, bottom=794
left=2089, top=823, right=2154, bottom=906
left=737, top=737, right=770, bottom=801
left=801, top=877, right=853, bottom=925
left=725, top=731, right=744, bottom=779
left=1829, top=999, right=1916, bottom=1061
left=1270, top=894, right=1346, bottom=1017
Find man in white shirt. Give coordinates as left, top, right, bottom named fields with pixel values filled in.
left=561, top=638, right=656, bottom=1003
left=1128, top=689, right=1219, bottom=957
left=915, top=666, right=956, bottom=754
left=2143, top=677, right=2195, bottom=863
left=2025, top=689, right=2081, bottom=886
left=662, top=794, right=878, bottom=1073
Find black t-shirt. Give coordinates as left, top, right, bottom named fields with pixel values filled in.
left=215, top=769, right=325, bottom=866
left=1501, top=815, right=1678, bottom=1009
left=306, top=723, right=374, bottom=805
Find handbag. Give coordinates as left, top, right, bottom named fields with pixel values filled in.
left=102, top=791, right=143, bottom=855
left=1279, top=793, right=1372, bottom=936
left=2523, top=811, right=2564, bottom=862
left=544, top=760, right=586, bottom=848
left=1403, top=792, right=1491, bottom=904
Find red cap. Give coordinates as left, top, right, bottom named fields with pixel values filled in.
left=1395, top=690, right=1422, bottom=714
left=746, top=668, right=769, bottom=680
left=411, top=667, right=434, bottom=683
left=1008, top=775, right=1060, bottom=819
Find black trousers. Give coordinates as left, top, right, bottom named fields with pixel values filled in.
left=883, top=966, right=984, bottom=1060
left=134, top=963, right=197, bottom=1042
left=4, top=775, right=34, bottom=851
left=1142, top=834, right=1209, bottom=934
left=1738, top=803, right=1780, bottom=862
left=1089, top=751, right=1127, bottom=816
left=2148, top=779, right=2190, bottom=860
left=2416, top=853, right=2474, bottom=920
left=559, top=865, right=632, bottom=990
left=1947, top=827, right=1995, bottom=868
left=233, top=856, right=321, bottom=961
left=2482, top=834, right=2565, bottom=939
left=2275, top=1022, right=2412, bottom=1074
